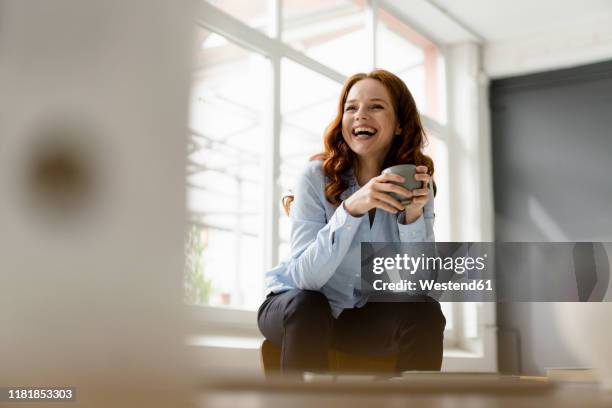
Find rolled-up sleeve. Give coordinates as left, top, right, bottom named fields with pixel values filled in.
left=397, top=178, right=435, bottom=242
left=285, top=165, right=362, bottom=290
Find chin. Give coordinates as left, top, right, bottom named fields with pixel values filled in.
left=349, top=146, right=369, bottom=157
left=349, top=144, right=379, bottom=158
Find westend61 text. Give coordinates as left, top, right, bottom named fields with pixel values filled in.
left=372, top=279, right=494, bottom=292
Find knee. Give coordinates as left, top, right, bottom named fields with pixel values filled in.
left=397, top=300, right=446, bottom=333
left=417, top=301, right=446, bottom=333
left=284, top=290, right=332, bottom=326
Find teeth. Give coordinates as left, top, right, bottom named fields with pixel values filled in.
left=352, top=127, right=377, bottom=139
left=354, top=127, right=376, bottom=134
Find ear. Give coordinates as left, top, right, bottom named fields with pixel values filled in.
left=394, top=124, right=402, bottom=135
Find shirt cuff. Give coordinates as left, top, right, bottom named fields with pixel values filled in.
left=397, top=212, right=426, bottom=241
left=336, top=200, right=364, bottom=230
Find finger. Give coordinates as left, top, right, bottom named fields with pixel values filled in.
left=373, top=191, right=405, bottom=212
left=412, top=187, right=429, bottom=197
left=375, top=182, right=413, bottom=199
left=377, top=172, right=405, bottom=183
left=414, top=173, right=430, bottom=183
left=373, top=199, right=401, bottom=214
left=411, top=195, right=429, bottom=206
left=415, top=165, right=428, bottom=173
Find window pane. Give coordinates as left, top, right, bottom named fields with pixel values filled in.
left=187, top=27, right=269, bottom=310
left=376, top=7, right=445, bottom=122
left=423, top=134, right=450, bottom=242
left=283, top=0, right=370, bottom=76
left=278, top=58, right=342, bottom=260
left=206, top=0, right=269, bottom=34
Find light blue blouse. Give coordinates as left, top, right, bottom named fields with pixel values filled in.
left=264, top=160, right=435, bottom=318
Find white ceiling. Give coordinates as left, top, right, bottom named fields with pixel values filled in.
left=428, top=0, right=612, bottom=42
left=384, top=0, right=612, bottom=43
left=384, top=0, right=612, bottom=77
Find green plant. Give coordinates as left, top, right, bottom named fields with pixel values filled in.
left=184, top=224, right=213, bottom=305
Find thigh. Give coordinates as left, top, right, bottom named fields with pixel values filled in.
left=257, top=290, right=296, bottom=346
left=331, top=295, right=443, bottom=356
left=257, top=289, right=332, bottom=346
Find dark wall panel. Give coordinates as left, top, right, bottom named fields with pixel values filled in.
left=490, top=59, right=612, bottom=375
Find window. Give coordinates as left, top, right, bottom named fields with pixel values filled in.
left=190, top=1, right=449, bottom=318
left=282, top=0, right=370, bottom=75
left=423, top=133, right=451, bottom=241
left=187, top=26, right=270, bottom=309
left=376, top=7, right=446, bottom=122
left=278, top=59, right=342, bottom=260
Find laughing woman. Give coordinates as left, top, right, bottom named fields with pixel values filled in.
left=257, top=69, right=445, bottom=375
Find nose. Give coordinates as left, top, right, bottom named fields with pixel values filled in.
left=355, top=106, right=369, bottom=121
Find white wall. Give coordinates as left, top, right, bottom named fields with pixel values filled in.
left=443, top=42, right=498, bottom=372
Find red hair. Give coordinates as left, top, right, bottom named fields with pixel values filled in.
left=283, top=69, right=435, bottom=215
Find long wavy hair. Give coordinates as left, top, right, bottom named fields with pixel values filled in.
left=282, top=69, right=435, bottom=215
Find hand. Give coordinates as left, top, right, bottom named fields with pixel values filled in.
left=402, top=165, right=431, bottom=224
left=344, top=172, right=414, bottom=216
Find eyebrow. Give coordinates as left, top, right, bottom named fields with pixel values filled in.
left=345, top=98, right=388, bottom=105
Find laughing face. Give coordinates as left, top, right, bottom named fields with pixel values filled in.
left=341, top=78, right=401, bottom=163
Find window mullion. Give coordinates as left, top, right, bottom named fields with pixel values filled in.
left=263, top=55, right=281, bottom=274
left=269, top=0, right=281, bottom=39
left=367, top=0, right=377, bottom=69
left=265, top=0, right=281, bottom=276
left=196, top=1, right=345, bottom=85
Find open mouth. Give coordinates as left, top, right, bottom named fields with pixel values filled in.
left=352, top=126, right=378, bottom=139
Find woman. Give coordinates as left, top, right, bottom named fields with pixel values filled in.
left=258, top=69, right=445, bottom=375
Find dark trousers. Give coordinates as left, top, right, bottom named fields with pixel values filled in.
left=257, top=289, right=446, bottom=374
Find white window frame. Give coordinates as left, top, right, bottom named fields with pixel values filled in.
left=190, top=0, right=497, bottom=373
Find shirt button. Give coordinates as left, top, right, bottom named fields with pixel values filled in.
left=347, top=225, right=352, bottom=230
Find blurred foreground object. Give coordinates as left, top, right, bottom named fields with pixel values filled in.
left=0, top=0, right=195, bottom=405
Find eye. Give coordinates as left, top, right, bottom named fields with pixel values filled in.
left=344, top=105, right=356, bottom=112
left=370, top=104, right=384, bottom=109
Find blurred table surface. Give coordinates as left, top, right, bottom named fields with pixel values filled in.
left=198, top=377, right=612, bottom=408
